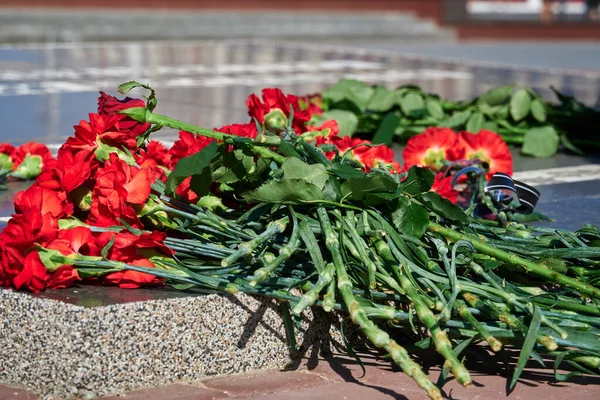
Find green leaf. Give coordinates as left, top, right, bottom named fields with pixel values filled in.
left=521, top=126, right=560, bottom=158
left=510, top=88, right=532, bottom=122
left=298, top=219, right=325, bottom=273
left=426, top=99, right=445, bottom=120
left=399, top=92, right=425, bottom=118
left=466, top=112, right=485, bottom=133
left=341, top=172, right=399, bottom=202
left=322, top=176, right=342, bottom=202
left=560, top=134, right=584, bottom=155
left=418, top=192, right=469, bottom=225
left=101, top=235, right=115, bottom=259
left=165, top=142, right=218, bottom=196
left=322, top=79, right=374, bottom=111
left=171, top=283, right=197, bottom=290
left=321, top=110, right=359, bottom=137
left=392, top=198, right=429, bottom=238
left=372, top=112, right=400, bottom=146
left=367, top=86, right=396, bottom=112
left=330, top=162, right=365, bottom=180
left=530, top=98, right=547, bottom=122
left=281, top=158, right=329, bottom=190
left=444, top=110, right=472, bottom=129
left=483, top=260, right=503, bottom=271
left=243, top=179, right=325, bottom=204
left=482, top=121, right=498, bottom=131
left=478, top=84, right=514, bottom=106
left=510, top=305, right=543, bottom=390
left=212, top=149, right=255, bottom=184
left=118, top=80, right=149, bottom=95
left=403, top=166, right=435, bottom=196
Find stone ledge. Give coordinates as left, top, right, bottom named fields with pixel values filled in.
left=0, top=288, right=347, bottom=399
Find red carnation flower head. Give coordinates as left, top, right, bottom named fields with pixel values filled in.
left=98, top=91, right=145, bottom=115
left=98, top=91, right=151, bottom=142
left=64, top=113, right=143, bottom=162
left=355, top=145, right=403, bottom=174
left=0, top=143, right=15, bottom=170
left=10, top=142, right=54, bottom=180
left=135, top=141, right=171, bottom=169
left=45, top=265, right=81, bottom=290
left=299, top=93, right=324, bottom=117
left=217, top=123, right=258, bottom=139
left=37, top=148, right=97, bottom=195
left=103, top=258, right=164, bottom=289
left=431, top=173, right=459, bottom=204
left=14, top=186, right=73, bottom=220
left=457, top=130, right=513, bottom=180
left=302, top=120, right=339, bottom=142
left=246, top=88, right=310, bottom=134
left=87, top=154, right=152, bottom=229
left=94, top=230, right=173, bottom=263
left=46, top=226, right=99, bottom=257
left=402, top=128, right=463, bottom=172
left=168, top=131, right=215, bottom=169
left=12, top=251, right=47, bottom=292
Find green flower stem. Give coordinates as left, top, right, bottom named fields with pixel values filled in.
left=292, top=263, right=336, bottom=316
left=462, top=292, right=558, bottom=351
left=322, top=279, right=337, bottom=312
left=222, top=217, right=289, bottom=267
left=430, top=222, right=600, bottom=300
left=250, top=209, right=299, bottom=286
left=398, top=272, right=472, bottom=387
left=455, top=299, right=503, bottom=352
left=120, top=107, right=287, bottom=164
left=316, top=207, right=442, bottom=400
left=343, top=212, right=377, bottom=289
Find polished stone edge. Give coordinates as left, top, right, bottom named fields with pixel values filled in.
left=0, top=288, right=349, bottom=399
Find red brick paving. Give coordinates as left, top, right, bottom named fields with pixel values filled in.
left=0, top=385, right=39, bottom=400
left=2, top=351, right=600, bottom=400
left=202, top=370, right=326, bottom=398
left=100, top=384, right=227, bottom=400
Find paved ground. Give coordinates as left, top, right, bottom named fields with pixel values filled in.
left=2, top=350, right=599, bottom=399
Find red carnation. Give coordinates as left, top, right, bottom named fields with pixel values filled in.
left=168, top=131, right=215, bottom=169
left=135, top=140, right=171, bottom=169
left=217, top=123, right=258, bottom=139
left=94, top=229, right=172, bottom=264
left=103, top=258, right=164, bottom=289
left=98, top=92, right=150, bottom=139
left=355, top=145, right=403, bottom=174
left=46, top=265, right=80, bottom=289
left=88, top=154, right=152, bottom=228
left=14, top=186, right=72, bottom=220
left=46, top=226, right=99, bottom=257
left=247, top=88, right=310, bottom=134
left=302, top=120, right=339, bottom=142
left=37, top=148, right=97, bottom=193
left=457, top=130, right=513, bottom=180
left=12, top=251, right=46, bottom=292
left=299, top=93, right=324, bottom=117
left=402, top=128, right=463, bottom=171
left=11, top=142, right=54, bottom=180
left=431, top=173, right=459, bottom=204
left=98, top=91, right=145, bottom=115
left=0, top=143, right=15, bottom=170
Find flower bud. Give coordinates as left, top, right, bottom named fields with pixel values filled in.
left=264, top=109, right=288, bottom=132
left=0, top=153, right=13, bottom=170
left=11, top=155, right=42, bottom=180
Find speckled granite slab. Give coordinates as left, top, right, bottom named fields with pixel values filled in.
left=0, top=288, right=347, bottom=399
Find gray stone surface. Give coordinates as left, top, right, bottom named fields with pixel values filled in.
left=0, top=288, right=347, bottom=399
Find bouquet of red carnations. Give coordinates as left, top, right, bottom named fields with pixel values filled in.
left=1, top=82, right=599, bottom=399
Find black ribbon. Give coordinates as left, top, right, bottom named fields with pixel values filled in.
left=485, top=172, right=541, bottom=214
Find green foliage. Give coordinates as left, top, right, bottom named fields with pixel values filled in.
left=392, top=197, right=429, bottom=238
left=320, top=79, right=600, bottom=158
